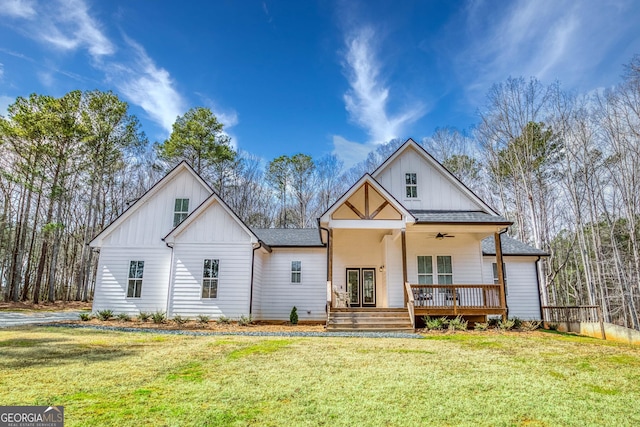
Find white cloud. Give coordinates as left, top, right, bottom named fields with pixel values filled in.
left=37, top=70, right=55, bottom=87
left=104, top=38, right=185, bottom=134
left=0, top=95, right=14, bottom=117
left=0, top=0, right=36, bottom=18
left=342, top=26, right=425, bottom=144
left=331, top=135, right=375, bottom=169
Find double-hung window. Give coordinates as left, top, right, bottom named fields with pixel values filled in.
left=405, top=173, right=417, bottom=198
left=417, top=256, right=433, bottom=284
left=127, top=261, right=144, bottom=298
left=492, top=262, right=507, bottom=295
left=291, top=261, right=301, bottom=284
left=174, top=198, right=189, bottom=227
left=437, top=256, right=453, bottom=285
left=202, top=259, right=219, bottom=298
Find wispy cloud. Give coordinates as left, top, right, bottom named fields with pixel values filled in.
left=0, top=95, right=13, bottom=116
left=331, top=135, right=375, bottom=169
left=342, top=26, right=425, bottom=143
left=0, top=0, right=36, bottom=19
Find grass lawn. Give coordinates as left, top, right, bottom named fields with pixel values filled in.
left=1, top=328, right=639, bottom=426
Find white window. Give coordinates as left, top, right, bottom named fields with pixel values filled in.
left=127, top=261, right=144, bottom=298
left=417, top=256, right=433, bottom=284
left=437, top=256, right=453, bottom=285
left=492, top=262, right=508, bottom=295
left=202, top=259, right=219, bottom=298
left=291, top=261, right=301, bottom=283
left=174, top=198, right=189, bottom=227
left=405, top=173, right=417, bottom=198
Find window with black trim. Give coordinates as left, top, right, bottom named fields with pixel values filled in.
left=174, top=198, right=189, bottom=226
left=202, top=259, right=219, bottom=298
left=291, top=261, right=301, bottom=283
left=127, top=261, right=144, bottom=298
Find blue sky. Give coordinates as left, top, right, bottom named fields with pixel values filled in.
left=1, top=0, right=639, bottom=167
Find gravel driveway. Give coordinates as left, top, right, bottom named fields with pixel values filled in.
left=0, top=311, right=84, bottom=328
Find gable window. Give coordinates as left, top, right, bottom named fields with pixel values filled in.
left=127, top=261, right=144, bottom=298
left=291, top=261, right=301, bottom=283
left=492, top=262, right=508, bottom=295
left=417, top=256, right=433, bottom=284
left=405, top=173, right=417, bottom=198
left=174, top=198, right=189, bottom=227
left=202, top=259, right=219, bottom=298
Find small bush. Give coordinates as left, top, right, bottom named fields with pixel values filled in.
left=547, top=322, right=559, bottom=331
left=474, top=322, right=489, bottom=331
left=151, top=311, right=166, bottom=324
left=448, top=315, right=468, bottom=331
left=116, top=313, right=131, bottom=322
left=79, top=313, right=92, bottom=321
left=521, top=320, right=542, bottom=331
left=238, top=314, right=253, bottom=326
left=172, top=315, right=188, bottom=326
left=488, top=317, right=501, bottom=327
left=498, top=319, right=516, bottom=331
left=96, top=309, right=114, bottom=321
left=216, top=315, right=231, bottom=324
left=290, top=306, right=299, bottom=325
left=424, top=316, right=448, bottom=331
left=511, top=317, right=523, bottom=329
left=138, top=312, right=151, bottom=322
left=196, top=314, right=210, bottom=325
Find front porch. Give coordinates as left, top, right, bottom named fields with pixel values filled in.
left=407, top=283, right=505, bottom=316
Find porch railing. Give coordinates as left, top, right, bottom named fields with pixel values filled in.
left=409, top=284, right=504, bottom=314
left=404, top=282, right=415, bottom=328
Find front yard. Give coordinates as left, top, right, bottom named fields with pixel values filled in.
left=1, top=327, right=639, bottom=426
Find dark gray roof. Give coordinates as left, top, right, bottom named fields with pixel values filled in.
left=482, top=235, right=548, bottom=256
left=410, top=210, right=511, bottom=224
left=252, top=228, right=324, bottom=247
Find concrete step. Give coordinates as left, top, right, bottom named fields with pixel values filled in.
left=327, top=308, right=413, bottom=332
left=328, top=317, right=412, bottom=324
left=326, top=327, right=415, bottom=333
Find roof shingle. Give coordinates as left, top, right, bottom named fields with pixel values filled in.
left=252, top=228, right=324, bottom=247
left=482, top=235, right=548, bottom=256
left=410, top=210, right=511, bottom=224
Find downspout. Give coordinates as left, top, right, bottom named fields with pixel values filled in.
left=250, top=240, right=271, bottom=317
left=534, top=255, right=543, bottom=320
left=497, top=228, right=509, bottom=318
left=163, top=239, right=175, bottom=318
left=318, top=220, right=330, bottom=313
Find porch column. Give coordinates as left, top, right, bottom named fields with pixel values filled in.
left=402, top=228, right=408, bottom=305
left=494, top=232, right=507, bottom=320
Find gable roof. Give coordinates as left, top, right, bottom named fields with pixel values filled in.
left=371, top=138, right=500, bottom=216
left=319, top=173, right=414, bottom=224
left=252, top=228, right=324, bottom=247
left=163, top=192, right=259, bottom=244
left=90, top=161, right=212, bottom=247
left=482, top=235, right=548, bottom=256
left=411, top=210, right=511, bottom=225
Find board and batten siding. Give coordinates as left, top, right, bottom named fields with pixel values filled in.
left=383, top=234, right=403, bottom=308
left=251, top=250, right=265, bottom=318
left=483, top=256, right=542, bottom=320
left=169, top=243, right=254, bottom=318
left=259, top=248, right=327, bottom=321
left=374, top=146, right=483, bottom=211
left=93, top=246, right=171, bottom=315
left=101, top=169, right=211, bottom=247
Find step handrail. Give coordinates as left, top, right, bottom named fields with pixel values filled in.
left=405, top=282, right=415, bottom=328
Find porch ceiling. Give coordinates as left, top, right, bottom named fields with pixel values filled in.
left=407, top=223, right=506, bottom=236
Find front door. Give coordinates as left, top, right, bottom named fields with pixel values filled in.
left=346, top=268, right=376, bottom=307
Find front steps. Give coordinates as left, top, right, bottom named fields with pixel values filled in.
left=327, top=308, right=414, bottom=332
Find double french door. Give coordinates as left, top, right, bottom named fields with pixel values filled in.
left=346, top=268, right=376, bottom=307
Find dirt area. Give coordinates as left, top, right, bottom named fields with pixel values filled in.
left=0, top=301, right=92, bottom=311
left=63, top=317, right=328, bottom=333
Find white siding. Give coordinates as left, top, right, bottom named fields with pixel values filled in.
left=93, top=246, right=171, bottom=315
left=259, top=248, right=327, bottom=321
left=169, top=243, right=253, bottom=318
left=407, top=232, right=485, bottom=285
left=101, top=169, right=211, bottom=247
left=483, top=256, right=542, bottom=320
left=252, top=250, right=265, bottom=318
left=384, top=234, right=403, bottom=308
left=175, top=201, right=253, bottom=243
left=374, top=146, right=483, bottom=211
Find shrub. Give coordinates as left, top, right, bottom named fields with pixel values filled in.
left=448, top=315, right=468, bottom=331
left=487, top=317, right=501, bottom=327
left=117, top=313, right=131, bottom=322
left=96, top=309, right=114, bottom=321
left=424, top=316, right=448, bottom=331
left=172, top=315, right=188, bottom=326
left=290, top=306, right=299, bottom=325
left=216, top=315, right=231, bottom=324
left=196, top=314, right=210, bottom=325
left=138, top=312, right=151, bottom=322
left=151, top=311, right=166, bottom=324
left=79, top=313, right=92, bottom=321
left=511, top=317, right=523, bottom=329
left=474, top=322, right=489, bottom=331
left=547, top=322, right=559, bottom=331
left=521, top=320, right=542, bottom=331
left=238, top=314, right=253, bottom=326
left=498, top=319, right=516, bottom=331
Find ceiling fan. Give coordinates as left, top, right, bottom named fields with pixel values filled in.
left=434, top=233, right=455, bottom=240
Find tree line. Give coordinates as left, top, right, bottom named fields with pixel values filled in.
left=1, top=56, right=639, bottom=331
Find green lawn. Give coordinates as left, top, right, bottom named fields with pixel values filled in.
left=1, top=328, right=639, bottom=426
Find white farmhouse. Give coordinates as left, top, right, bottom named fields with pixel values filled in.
left=90, top=139, right=546, bottom=330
